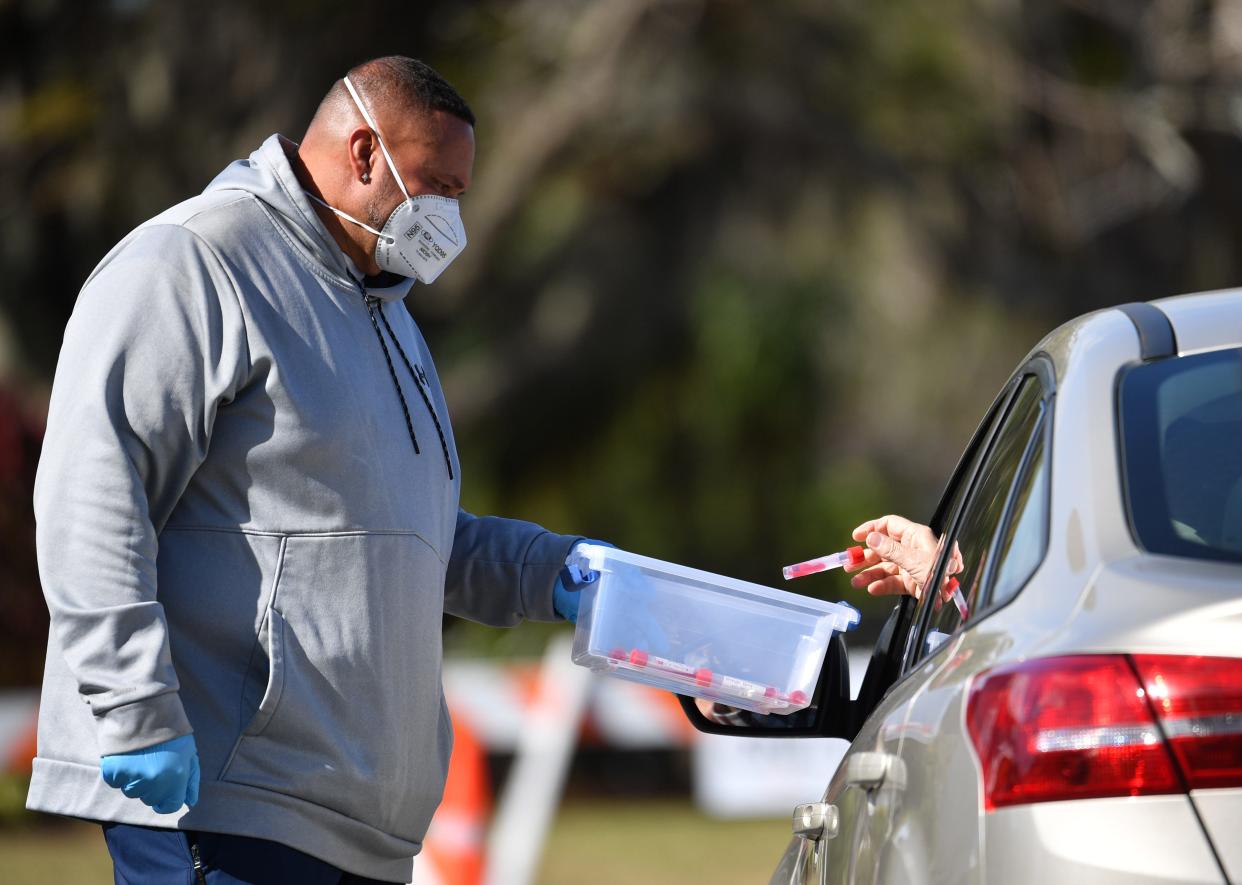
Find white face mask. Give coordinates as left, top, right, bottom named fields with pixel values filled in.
left=308, top=75, right=467, bottom=284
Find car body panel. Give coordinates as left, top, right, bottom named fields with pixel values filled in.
left=983, top=795, right=1223, bottom=884
left=822, top=660, right=928, bottom=884
left=883, top=633, right=987, bottom=885
left=1039, top=309, right=1145, bottom=568
left=1193, top=788, right=1242, bottom=883
left=1035, top=555, right=1242, bottom=659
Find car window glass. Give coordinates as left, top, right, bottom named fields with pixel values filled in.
left=986, top=426, right=1048, bottom=609
left=1120, top=346, right=1242, bottom=563
left=897, top=383, right=1015, bottom=669
left=917, top=378, right=1044, bottom=661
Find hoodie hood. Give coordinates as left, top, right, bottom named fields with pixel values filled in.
left=204, top=134, right=415, bottom=303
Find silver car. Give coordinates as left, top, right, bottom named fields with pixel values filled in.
left=681, top=292, right=1242, bottom=884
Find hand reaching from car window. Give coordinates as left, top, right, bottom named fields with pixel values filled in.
left=844, top=514, right=962, bottom=601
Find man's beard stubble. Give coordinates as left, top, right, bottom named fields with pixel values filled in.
left=366, top=185, right=398, bottom=233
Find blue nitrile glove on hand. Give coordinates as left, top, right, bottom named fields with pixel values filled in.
left=101, top=733, right=200, bottom=814
left=554, top=540, right=614, bottom=624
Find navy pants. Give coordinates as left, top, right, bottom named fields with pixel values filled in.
left=101, top=822, right=400, bottom=884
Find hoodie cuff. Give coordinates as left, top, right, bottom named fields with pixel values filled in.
left=520, top=532, right=586, bottom=623
left=93, top=691, right=193, bottom=757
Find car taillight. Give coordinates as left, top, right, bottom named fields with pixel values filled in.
left=966, top=655, right=1242, bottom=810
left=1131, top=654, right=1242, bottom=791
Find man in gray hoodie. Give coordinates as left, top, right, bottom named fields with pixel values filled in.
left=28, top=56, right=599, bottom=883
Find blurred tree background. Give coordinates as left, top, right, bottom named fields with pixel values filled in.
left=4, top=0, right=1242, bottom=675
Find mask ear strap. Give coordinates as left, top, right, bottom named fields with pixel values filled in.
left=306, top=191, right=393, bottom=243
left=344, top=76, right=411, bottom=201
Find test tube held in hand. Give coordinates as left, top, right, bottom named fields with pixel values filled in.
left=783, top=546, right=866, bottom=580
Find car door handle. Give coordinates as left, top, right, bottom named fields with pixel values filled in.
left=844, top=751, right=907, bottom=792
left=792, top=802, right=839, bottom=841
left=782, top=803, right=838, bottom=885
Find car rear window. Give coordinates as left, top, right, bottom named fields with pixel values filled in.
left=1119, top=346, right=1242, bottom=564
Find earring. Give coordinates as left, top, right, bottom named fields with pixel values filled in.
left=361, top=172, right=371, bottom=184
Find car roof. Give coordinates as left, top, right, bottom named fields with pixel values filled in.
left=1153, top=287, right=1242, bottom=354
left=1024, top=288, right=1242, bottom=383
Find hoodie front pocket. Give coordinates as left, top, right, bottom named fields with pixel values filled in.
left=220, top=532, right=452, bottom=841
left=237, top=605, right=287, bottom=739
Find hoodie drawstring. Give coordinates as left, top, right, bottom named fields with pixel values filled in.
left=361, top=291, right=454, bottom=480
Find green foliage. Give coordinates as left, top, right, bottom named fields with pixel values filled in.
left=0, top=774, right=34, bottom=828
left=8, top=1, right=1242, bottom=661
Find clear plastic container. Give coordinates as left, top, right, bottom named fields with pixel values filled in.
left=567, top=544, right=860, bottom=715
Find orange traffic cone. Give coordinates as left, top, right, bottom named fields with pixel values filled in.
left=420, top=710, right=491, bottom=885
left=4, top=712, right=37, bottom=775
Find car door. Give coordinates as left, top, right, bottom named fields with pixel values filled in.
left=781, top=375, right=1016, bottom=885
left=876, top=371, right=1052, bottom=885
left=813, top=366, right=1052, bottom=885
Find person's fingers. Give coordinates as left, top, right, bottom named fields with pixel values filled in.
left=849, top=513, right=899, bottom=541
left=121, top=779, right=146, bottom=799
left=101, top=765, right=127, bottom=790
left=864, top=575, right=912, bottom=596
left=850, top=563, right=897, bottom=588
left=144, top=768, right=177, bottom=806
left=853, top=517, right=942, bottom=582
left=842, top=548, right=884, bottom=574
left=877, top=514, right=917, bottom=542
left=851, top=519, right=880, bottom=542
left=948, top=541, right=964, bottom=575
left=868, top=529, right=939, bottom=585
left=887, top=518, right=942, bottom=559
left=151, top=797, right=181, bottom=814
left=186, top=753, right=200, bottom=808
left=853, top=515, right=937, bottom=547
left=866, top=531, right=913, bottom=568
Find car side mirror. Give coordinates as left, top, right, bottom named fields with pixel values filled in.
left=676, top=632, right=854, bottom=739
left=845, top=598, right=913, bottom=737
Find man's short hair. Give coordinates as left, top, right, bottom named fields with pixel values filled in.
left=320, top=55, right=475, bottom=129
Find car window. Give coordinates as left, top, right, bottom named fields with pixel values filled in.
left=985, top=425, right=1048, bottom=609
left=895, top=380, right=1018, bottom=670
left=913, top=377, right=1045, bottom=661
left=1120, top=346, right=1242, bottom=563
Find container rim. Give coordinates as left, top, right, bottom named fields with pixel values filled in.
left=570, top=543, right=861, bottom=632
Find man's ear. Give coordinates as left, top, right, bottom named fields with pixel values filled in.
left=346, top=127, right=377, bottom=185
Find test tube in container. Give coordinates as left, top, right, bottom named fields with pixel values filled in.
left=627, top=650, right=793, bottom=708
left=627, top=649, right=714, bottom=687
left=709, top=673, right=780, bottom=704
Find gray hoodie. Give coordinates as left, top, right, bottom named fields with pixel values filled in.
left=27, top=134, right=580, bottom=882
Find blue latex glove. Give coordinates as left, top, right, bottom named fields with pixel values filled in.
left=101, top=733, right=200, bottom=814
left=554, top=540, right=613, bottom=624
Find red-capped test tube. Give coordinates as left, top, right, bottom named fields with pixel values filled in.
left=946, top=577, right=969, bottom=620
left=782, top=546, right=866, bottom=581
left=626, top=648, right=714, bottom=687
left=623, top=648, right=809, bottom=710
left=712, top=676, right=806, bottom=710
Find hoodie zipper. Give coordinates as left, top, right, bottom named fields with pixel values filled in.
left=357, top=285, right=454, bottom=480
left=187, top=834, right=207, bottom=885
